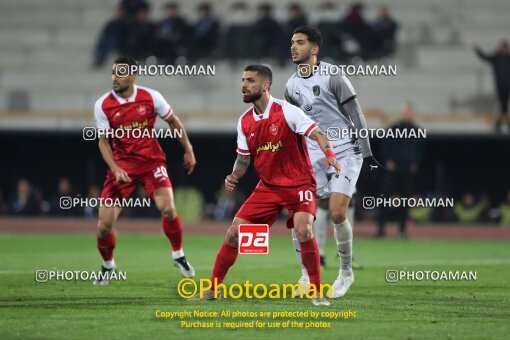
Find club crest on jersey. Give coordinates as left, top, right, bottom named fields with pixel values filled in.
left=312, top=85, right=320, bottom=97
left=137, top=105, right=146, bottom=115
left=269, top=123, right=278, bottom=136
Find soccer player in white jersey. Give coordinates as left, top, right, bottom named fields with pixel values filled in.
left=285, top=26, right=388, bottom=298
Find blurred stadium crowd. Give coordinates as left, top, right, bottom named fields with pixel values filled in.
left=94, top=0, right=399, bottom=67
left=0, top=167, right=510, bottom=228
left=3, top=176, right=510, bottom=227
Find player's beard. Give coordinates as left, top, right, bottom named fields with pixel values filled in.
left=113, top=80, right=131, bottom=94
left=242, top=91, right=263, bottom=103
left=293, top=49, right=313, bottom=64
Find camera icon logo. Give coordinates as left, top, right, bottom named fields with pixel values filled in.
left=326, top=127, right=341, bottom=141
left=35, top=270, right=48, bottom=283
left=385, top=270, right=399, bottom=283
left=114, top=63, right=130, bottom=78
left=83, top=127, right=97, bottom=141
left=297, top=64, right=312, bottom=78
left=60, top=197, right=73, bottom=210
left=362, top=196, right=376, bottom=209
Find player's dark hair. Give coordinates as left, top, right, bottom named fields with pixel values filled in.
left=113, top=56, right=140, bottom=67
left=293, top=26, right=322, bottom=48
left=244, top=64, right=273, bottom=86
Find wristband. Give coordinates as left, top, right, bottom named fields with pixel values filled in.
left=325, top=149, right=335, bottom=158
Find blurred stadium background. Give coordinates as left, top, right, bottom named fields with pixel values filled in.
left=0, top=0, right=509, bottom=234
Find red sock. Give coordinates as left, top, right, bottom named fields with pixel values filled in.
left=162, top=215, right=183, bottom=251
left=97, top=230, right=116, bottom=261
left=211, top=241, right=238, bottom=287
left=300, top=237, right=321, bottom=290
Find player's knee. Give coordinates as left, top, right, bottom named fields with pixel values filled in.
left=225, top=224, right=239, bottom=247
left=294, top=224, right=313, bottom=242
left=330, top=209, right=347, bottom=224
left=160, top=203, right=177, bottom=220
left=97, top=219, right=113, bottom=238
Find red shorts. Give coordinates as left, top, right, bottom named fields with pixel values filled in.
left=100, top=162, right=172, bottom=200
left=236, top=182, right=316, bottom=229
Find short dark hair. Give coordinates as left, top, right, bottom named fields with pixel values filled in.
left=244, top=64, right=272, bottom=85
left=113, top=56, right=140, bottom=67
left=293, top=26, right=322, bottom=48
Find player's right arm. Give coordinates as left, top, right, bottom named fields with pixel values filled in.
left=225, top=117, right=251, bottom=192
left=225, top=154, right=250, bottom=192
left=309, top=128, right=340, bottom=177
left=98, top=136, right=131, bottom=183
left=94, top=98, right=131, bottom=183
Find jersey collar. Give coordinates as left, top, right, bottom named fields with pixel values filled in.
left=298, top=61, right=321, bottom=79
left=252, top=95, right=274, bottom=121
left=111, top=85, right=138, bottom=104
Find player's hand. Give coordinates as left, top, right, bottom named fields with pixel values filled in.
left=183, top=149, right=196, bottom=175
left=359, top=156, right=388, bottom=194
left=225, top=173, right=239, bottom=192
left=326, top=156, right=341, bottom=178
left=112, top=166, right=132, bottom=184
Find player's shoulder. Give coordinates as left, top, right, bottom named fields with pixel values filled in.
left=238, top=106, right=253, bottom=125
left=136, top=85, right=163, bottom=100
left=272, top=97, right=291, bottom=110
left=321, top=62, right=351, bottom=83
left=273, top=97, right=299, bottom=111
left=286, top=70, right=299, bottom=81
left=285, top=71, right=300, bottom=87
left=317, top=61, right=338, bottom=81
left=273, top=97, right=304, bottom=120
left=94, top=91, right=113, bottom=110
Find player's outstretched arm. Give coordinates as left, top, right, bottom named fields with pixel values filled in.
left=309, top=128, right=340, bottom=177
left=166, top=114, right=196, bottom=175
left=98, top=136, right=131, bottom=183
left=225, top=154, right=250, bottom=192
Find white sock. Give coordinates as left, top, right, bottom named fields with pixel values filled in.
left=291, top=229, right=307, bottom=276
left=313, top=207, right=329, bottom=257
left=333, top=219, right=353, bottom=271
left=347, top=206, right=355, bottom=228
left=103, top=259, right=115, bottom=270
left=172, top=249, right=184, bottom=259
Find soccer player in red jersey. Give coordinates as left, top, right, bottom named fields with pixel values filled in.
left=93, top=57, right=196, bottom=284
left=193, top=65, right=340, bottom=305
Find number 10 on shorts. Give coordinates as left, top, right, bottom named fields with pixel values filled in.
left=238, top=224, right=269, bottom=254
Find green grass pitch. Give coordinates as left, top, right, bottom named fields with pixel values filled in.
left=1, top=232, right=509, bottom=339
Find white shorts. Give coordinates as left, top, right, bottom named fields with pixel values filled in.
left=308, top=145, right=362, bottom=199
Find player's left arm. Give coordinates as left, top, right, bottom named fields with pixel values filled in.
left=165, top=114, right=196, bottom=175
left=330, top=75, right=388, bottom=188
left=152, top=89, right=196, bottom=175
